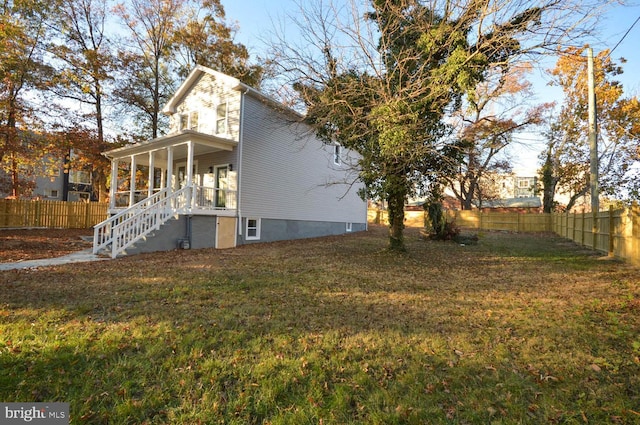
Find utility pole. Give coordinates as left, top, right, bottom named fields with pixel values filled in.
left=587, top=47, right=599, bottom=251
left=587, top=47, right=599, bottom=213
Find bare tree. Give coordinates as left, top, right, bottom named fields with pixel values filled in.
left=114, top=0, right=180, bottom=139
left=48, top=0, right=116, bottom=200
left=445, top=64, right=550, bottom=210
left=266, top=0, right=616, bottom=251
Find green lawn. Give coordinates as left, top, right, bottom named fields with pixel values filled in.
left=1, top=226, right=639, bottom=424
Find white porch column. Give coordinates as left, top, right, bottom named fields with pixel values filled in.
left=129, top=154, right=137, bottom=207
left=148, top=151, right=155, bottom=198
left=166, top=146, right=173, bottom=196
left=109, top=158, right=118, bottom=210
left=186, top=141, right=194, bottom=184
left=186, top=140, right=194, bottom=209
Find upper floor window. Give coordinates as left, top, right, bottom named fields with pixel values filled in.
left=333, top=143, right=342, bottom=166
left=69, top=169, right=91, bottom=185
left=216, top=102, right=228, bottom=134
left=179, top=111, right=199, bottom=131
left=518, top=179, right=531, bottom=188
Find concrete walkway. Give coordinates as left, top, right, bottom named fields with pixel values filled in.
left=0, top=249, right=110, bottom=271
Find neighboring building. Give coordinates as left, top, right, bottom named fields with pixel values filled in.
left=2, top=151, right=94, bottom=201
left=478, top=173, right=541, bottom=212
left=94, top=66, right=368, bottom=258
left=32, top=160, right=65, bottom=200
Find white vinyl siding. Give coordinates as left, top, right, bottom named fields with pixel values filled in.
left=239, top=95, right=367, bottom=224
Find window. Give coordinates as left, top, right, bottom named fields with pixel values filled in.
left=190, top=111, right=198, bottom=130
left=69, top=169, right=91, bottom=184
left=179, top=111, right=199, bottom=131
left=246, top=218, right=261, bottom=240
left=333, top=144, right=342, bottom=165
left=216, top=102, right=228, bottom=134
left=49, top=190, right=58, bottom=198
left=346, top=222, right=353, bottom=232
left=518, top=179, right=531, bottom=188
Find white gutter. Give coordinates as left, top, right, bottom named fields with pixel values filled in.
left=236, top=87, right=249, bottom=239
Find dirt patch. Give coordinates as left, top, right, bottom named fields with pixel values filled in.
left=0, top=228, right=93, bottom=263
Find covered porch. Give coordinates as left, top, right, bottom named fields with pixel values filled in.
left=104, top=130, right=239, bottom=215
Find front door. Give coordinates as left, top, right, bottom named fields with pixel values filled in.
left=175, top=161, right=198, bottom=189
left=215, top=165, right=228, bottom=208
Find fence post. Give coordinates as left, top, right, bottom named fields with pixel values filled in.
left=592, top=209, right=598, bottom=252
left=581, top=210, right=585, bottom=246
left=84, top=203, right=91, bottom=228
left=608, top=205, right=614, bottom=256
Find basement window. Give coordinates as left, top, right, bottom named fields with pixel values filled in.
left=246, top=218, right=261, bottom=240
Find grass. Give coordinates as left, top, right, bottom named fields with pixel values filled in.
left=1, top=226, right=639, bottom=424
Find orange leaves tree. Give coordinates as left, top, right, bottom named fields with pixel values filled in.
left=0, top=0, right=56, bottom=197
left=543, top=46, right=640, bottom=211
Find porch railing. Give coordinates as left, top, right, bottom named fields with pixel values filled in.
left=93, top=185, right=237, bottom=258
left=93, top=187, right=175, bottom=257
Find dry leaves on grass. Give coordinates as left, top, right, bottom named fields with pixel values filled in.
left=0, top=228, right=93, bottom=262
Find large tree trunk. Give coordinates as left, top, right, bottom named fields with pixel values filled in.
left=386, top=173, right=407, bottom=252
left=541, top=148, right=556, bottom=213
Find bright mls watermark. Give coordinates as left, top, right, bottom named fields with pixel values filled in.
left=1, top=403, right=69, bottom=424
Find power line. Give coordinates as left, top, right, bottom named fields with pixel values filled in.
left=607, top=15, right=640, bottom=57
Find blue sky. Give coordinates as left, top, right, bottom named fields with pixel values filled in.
left=223, top=0, right=640, bottom=175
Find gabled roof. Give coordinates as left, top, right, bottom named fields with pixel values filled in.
left=162, top=65, right=303, bottom=118
left=162, top=65, right=247, bottom=114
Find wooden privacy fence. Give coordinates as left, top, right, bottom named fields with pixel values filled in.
left=552, top=205, right=640, bottom=265
left=368, top=207, right=640, bottom=265
left=368, top=209, right=552, bottom=232
left=445, top=210, right=552, bottom=232
left=0, top=200, right=109, bottom=229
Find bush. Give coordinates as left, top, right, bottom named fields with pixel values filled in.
left=424, top=199, right=460, bottom=241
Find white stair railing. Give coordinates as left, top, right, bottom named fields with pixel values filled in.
left=93, top=187, right=192, bottom=258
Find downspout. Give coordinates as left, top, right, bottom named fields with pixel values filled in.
left=236, top=87, right=249, bottom=244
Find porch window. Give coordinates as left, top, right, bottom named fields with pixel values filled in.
left=216, top=102, right=228, bottom=134
left=246, top=218, right=261, bottom=240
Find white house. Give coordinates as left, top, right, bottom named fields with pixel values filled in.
left=93, top=66, right=368, bottom=258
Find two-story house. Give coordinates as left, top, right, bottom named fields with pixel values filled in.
left=93, top=66, right=368, bottom=258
